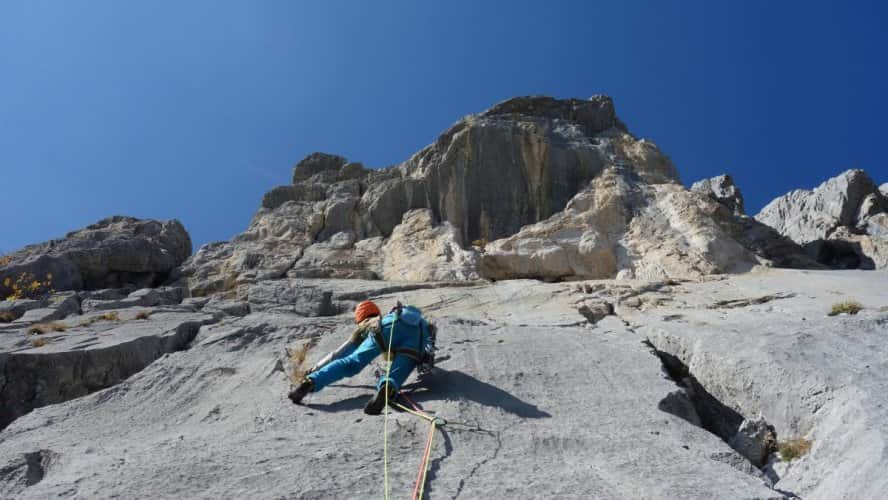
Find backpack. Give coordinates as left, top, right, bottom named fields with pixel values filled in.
left=378, top=303, right=437, bottom=375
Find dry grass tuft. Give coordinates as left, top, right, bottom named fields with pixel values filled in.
left=0, top=255, right=12, bottom=266
left=287, top=341, right=316, bottom=385
left=30, top=337, right=50, bottom=348
left=77, top=311, right=121, bottom=327
left=829, top=300, right=863, bottom=316
left=28, top=321, right=67, bottom=335
left=0, top=311, right=16, bottom=323
left=471, top=238, right=488, bottom=251
left=778, top=438, right=812, bottom=461
left=134, top=310, right=152, bottom=320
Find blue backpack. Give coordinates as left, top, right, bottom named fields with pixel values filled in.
left=377, top=303, right=437, bottom=374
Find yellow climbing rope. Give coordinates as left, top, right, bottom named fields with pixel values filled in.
left=381, top=316, right=442, bottom=500
left=382, top=318, right=396, bottom=500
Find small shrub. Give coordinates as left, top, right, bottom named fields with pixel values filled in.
left=134, top=310, right=152, bottom=320
left=778, top=438, right=812, bottom=461
left=0, top=255, right=12, bottom=266
left=829, top=301, right=863, bottom=316
left=4, top=272, right=54, bottom=301
left=0, top=311, right=16, bottom=323
left=31, top=337, right=50, bottom=348
left=28, top=322, right=67, bottom=335
left=471, top=238, right=488, bottom=250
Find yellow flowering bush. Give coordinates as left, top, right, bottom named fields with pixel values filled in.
left=3, top=272, right=54, bottom=301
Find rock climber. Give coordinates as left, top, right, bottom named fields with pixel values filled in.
left=288, top=300, right=436, bottom=415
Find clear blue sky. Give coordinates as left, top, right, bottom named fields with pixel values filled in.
left=2, top=0, right=886, bottom=253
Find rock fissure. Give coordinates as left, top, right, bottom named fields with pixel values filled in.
left=645, top=340, right=777, bottom=471
left=451, top=426, right=503, bottom=500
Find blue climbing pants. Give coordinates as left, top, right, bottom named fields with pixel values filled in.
left=307, top=334, right=418, bottom=393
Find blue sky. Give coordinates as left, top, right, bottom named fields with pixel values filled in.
left=2, top=0, right=886, bottom=253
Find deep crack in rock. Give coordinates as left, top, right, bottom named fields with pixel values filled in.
left=644, top=340, right=777, bottom=470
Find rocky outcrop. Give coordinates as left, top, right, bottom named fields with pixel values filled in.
left=691, top=174, right=744, bottom=215
left=756, top=169, right=888, bottom=269
left=0, top=309, right=216, bottom=430
left=480, top=169, right=817, bottom=281
left=381, top=209, right=481, bottom=281
left=177, top=95, right=823, bottom=290
left=0, top=216, right=191, bottom=296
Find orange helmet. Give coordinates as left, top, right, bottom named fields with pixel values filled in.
left=354, top=300, right=381, bottom=324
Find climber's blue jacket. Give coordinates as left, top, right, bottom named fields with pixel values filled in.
left=308, top=307, right=429, bottom=393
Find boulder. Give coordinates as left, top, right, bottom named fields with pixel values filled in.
left=0, top=216, right=191, bottom=296
left=756, top=169, right=888, bottom=269
left=381, top=209, right=481, bottom=281
left=728, top=416, right=776, bottom=468
left=691, top=174, right=745, bottom=215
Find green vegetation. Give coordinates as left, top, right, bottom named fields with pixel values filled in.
left=3, top=272, right=53, bottom=301
left=829, top=300, right=863, bottom=316
left=778, top=438, right=812, bottom=461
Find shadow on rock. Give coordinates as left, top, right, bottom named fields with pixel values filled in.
left=302, top=394, right=369, bottom=413
left=301, top=369, right=550, bottom=419
left=405, top=368, right=551, bottom=419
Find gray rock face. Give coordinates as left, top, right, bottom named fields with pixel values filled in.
left=691, top=174, right=745, bottom=215
left=11, top=293, right=80, bottom=324
left=756, top=169, right=888, bottom=269
left=0, top=216, right=192, bottom=296
left=80, top=286, right=185, bottom=313
left=620, top=269, right=888, bottom=499
left=0, top=280, right=784, bottom=499
left=0, top=309, right=216, bottom=429
left=1, top=270, right=886, bottom=498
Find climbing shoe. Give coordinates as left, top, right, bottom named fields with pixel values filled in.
left=364, top=384, right=397, bottom=415
left=288, top=378, right=314, bottom=405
